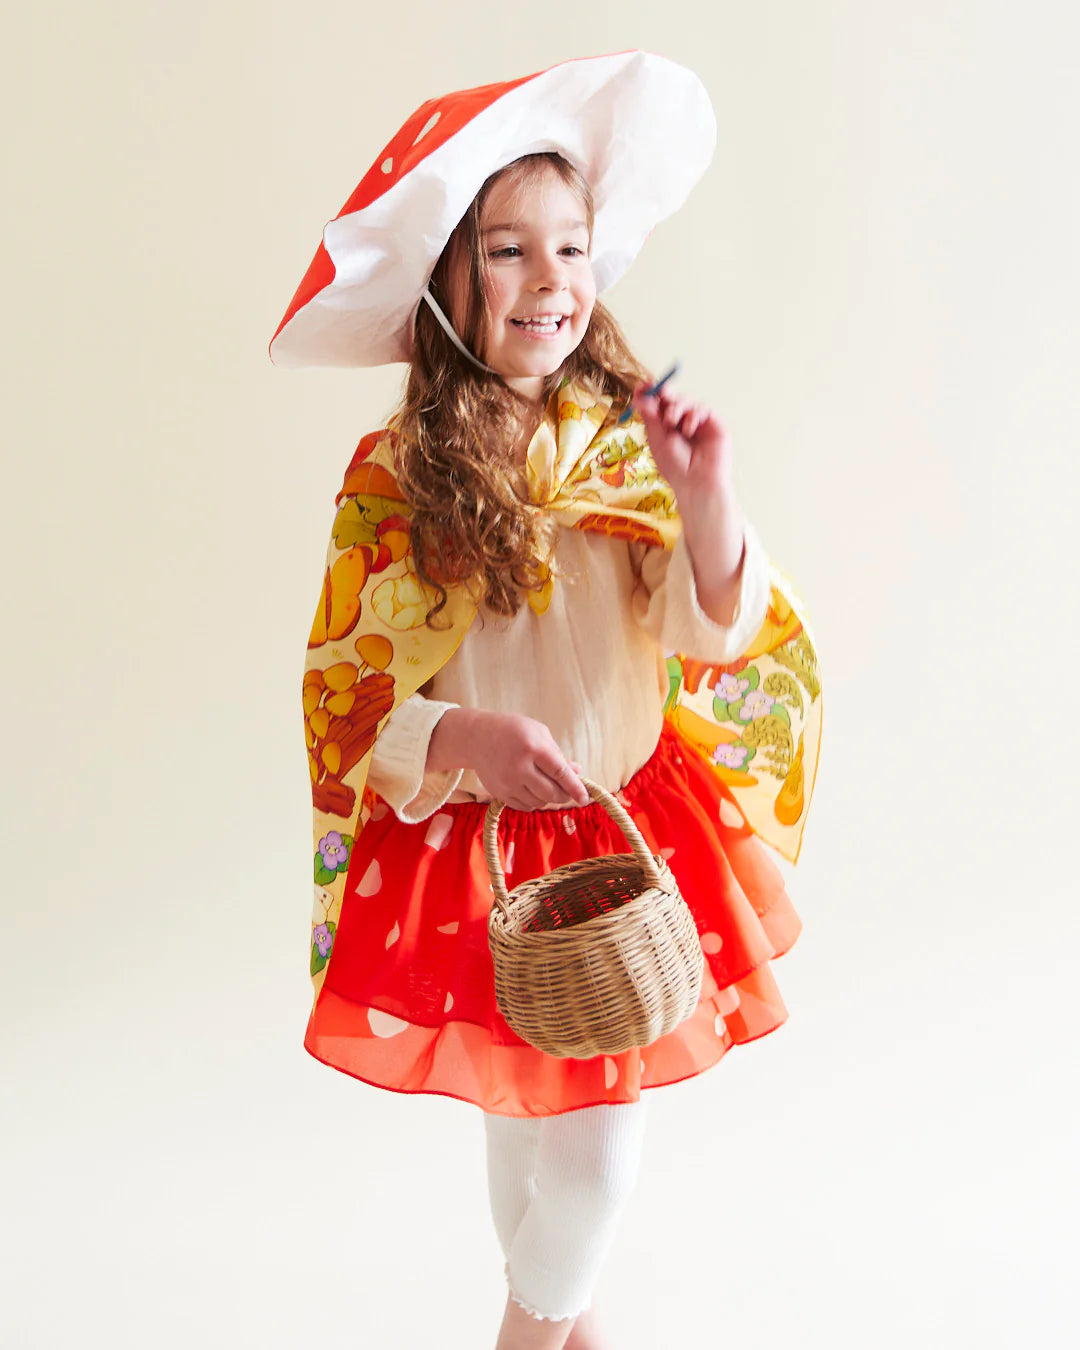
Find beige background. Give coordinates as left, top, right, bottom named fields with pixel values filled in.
left=4, top=2, right=1077, bottom=1346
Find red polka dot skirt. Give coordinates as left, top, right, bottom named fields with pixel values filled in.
left=305, top=725, right=802, bottom=1117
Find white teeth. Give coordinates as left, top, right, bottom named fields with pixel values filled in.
left=514, top=315, right=565, bottom=328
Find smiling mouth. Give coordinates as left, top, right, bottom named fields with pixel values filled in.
left=510, top=315, right=569, bottom=336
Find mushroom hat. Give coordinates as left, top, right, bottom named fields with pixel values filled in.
left=270, top=51, right=716, bottom=369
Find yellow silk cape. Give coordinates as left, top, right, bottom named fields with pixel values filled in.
left=303, top=380, right=822, bottom=1000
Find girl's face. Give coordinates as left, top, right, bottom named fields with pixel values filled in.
left=464, top=164, right=596, bottom=402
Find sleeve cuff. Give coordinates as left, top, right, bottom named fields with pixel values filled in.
left=365, top=693, right=464, bottom=823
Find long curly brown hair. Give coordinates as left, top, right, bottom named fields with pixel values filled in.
left=390, top=152, right=652, bottom=626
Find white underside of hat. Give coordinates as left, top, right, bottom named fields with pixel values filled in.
left=272, top=51, right=716, bottom=369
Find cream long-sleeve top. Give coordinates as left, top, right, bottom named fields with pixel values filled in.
left=367, top=522, right=771, bottom=822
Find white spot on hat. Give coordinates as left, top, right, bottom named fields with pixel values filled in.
left=369, top=1008, right=408, bottom=1038
left=424, top=813, right=453, bottom=851
left=719, top=799, right=744, bottom=828
left=444, top=991, right=454, bottom=1012
left=380, top=157, right=393, bottom=174
left=701, top=932, right=723, bottom=955
left=437, top=921, right=459, bottom=935
left=714, top=1013, right=726, bottom=1037
left=413, top=111, right=441, bottom=144
left=358, top=859, right=382, bottom=895
left=604, top=1057, right=618, bottom=1088
left=385, top=920, right=400, bottom=949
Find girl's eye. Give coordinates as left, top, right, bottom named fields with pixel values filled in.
left=489, top=246, right=521, bottom=259
left=561, top=246, right=585, bottom=257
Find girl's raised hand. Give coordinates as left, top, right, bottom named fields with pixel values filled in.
left=427, top=708, right=591, bottom=811
left=632, top=381, right=748, bottom=626
left=632, top=384, right=734, bottom=510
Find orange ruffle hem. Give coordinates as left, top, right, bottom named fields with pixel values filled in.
left=305, top=726, right=801, bottom=1117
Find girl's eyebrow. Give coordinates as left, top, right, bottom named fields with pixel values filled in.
left=482, top=218, right=589, bottom=235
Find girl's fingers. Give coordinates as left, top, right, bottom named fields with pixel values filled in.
left=705, top=409, right=728, bottom=440
left=536, top=757, right=590, bottom=807
left=632, top=389, right=659, bottom=421
left=658, top=394, right=690, bottom=429
left=654, top=394, right=714, bottom=447
left=505, top=784, right=549, bottom=811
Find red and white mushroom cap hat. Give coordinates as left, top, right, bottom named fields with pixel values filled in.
left=270, top=51, right=716, bottom=368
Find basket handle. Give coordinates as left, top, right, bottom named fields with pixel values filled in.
left=483, top=778, right=667, bottom=917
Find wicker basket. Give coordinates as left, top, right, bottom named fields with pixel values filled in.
left=484, top=779, right=704, bottom=1059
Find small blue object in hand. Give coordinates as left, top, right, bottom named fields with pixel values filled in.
left=617, top=361, right=682, bottom=425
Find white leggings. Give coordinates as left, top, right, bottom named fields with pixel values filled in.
left=483, top=1099, right=649, bottom=1322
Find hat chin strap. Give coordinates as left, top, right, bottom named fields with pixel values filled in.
left=420, top=286, right=501, bottom=376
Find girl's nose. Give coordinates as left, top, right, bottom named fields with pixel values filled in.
left=529, top=252, right=565, bottom=291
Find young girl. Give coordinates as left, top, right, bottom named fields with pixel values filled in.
left=273, top=52, right=821, bottom=1350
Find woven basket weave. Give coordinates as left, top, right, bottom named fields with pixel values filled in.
left=484, top=779, right=704, bottom=1059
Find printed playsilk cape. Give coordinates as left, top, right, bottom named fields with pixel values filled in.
left=304, top=381, right=822, bottom=1000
